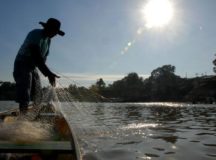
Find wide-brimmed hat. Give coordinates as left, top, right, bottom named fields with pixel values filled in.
left=39, top=18, right=65, bottom=36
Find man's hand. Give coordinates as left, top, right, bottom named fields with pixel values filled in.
left=48, top=73, right=60, bottom=87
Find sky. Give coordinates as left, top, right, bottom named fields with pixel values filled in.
left=1, top=0, right=216, bottom=87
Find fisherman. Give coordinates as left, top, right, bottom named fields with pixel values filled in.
left=13, top=18, right=65, bottom=114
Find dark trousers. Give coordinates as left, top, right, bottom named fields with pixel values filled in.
left=13, top=65, right=42, bottom=112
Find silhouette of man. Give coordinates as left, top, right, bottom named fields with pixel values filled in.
left=13, top=18, right=65, bottom=114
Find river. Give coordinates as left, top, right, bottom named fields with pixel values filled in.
left=0, top=101, right=216, bottom=160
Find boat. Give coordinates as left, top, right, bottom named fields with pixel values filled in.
left=0, top=104, right=81, bottom=160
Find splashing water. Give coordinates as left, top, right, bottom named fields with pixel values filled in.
left=42, top=76, right=123, bottom=156
left=121, top=123, right=159, bottom=130
left=0, top=86, right=59, bottom=142
left=1, top=76, right=216, bottom=160
left=0, top=120, right=52, bottom=143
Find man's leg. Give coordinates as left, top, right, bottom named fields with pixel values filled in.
left=19, top=104, right=28, bottom=115
left=13, top=70, right=32, bottom=114
left=31, top=69, right=42, bottom=106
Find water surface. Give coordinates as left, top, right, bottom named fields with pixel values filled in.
left=0, top=101, right=216, bottom=160
left=61, top=102, right=216, bottom=160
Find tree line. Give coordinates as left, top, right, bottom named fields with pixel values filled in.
left=0, top=81, right=16, bottom=100
left=1, top=64, right=216, bottom=103
left=89, top=65, right=200, bottom=102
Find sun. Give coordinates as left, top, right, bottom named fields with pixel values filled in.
left=142, top=0, right=174, bottom=28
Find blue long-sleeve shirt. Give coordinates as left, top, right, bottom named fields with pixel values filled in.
left=14, top=29, right=52, bottom=76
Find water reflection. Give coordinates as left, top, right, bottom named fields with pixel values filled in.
left=121, top=123, right=158, bottom=129
left=124, top=105, right=143, bottom=120
left=61, top=102, right=216, bottom=160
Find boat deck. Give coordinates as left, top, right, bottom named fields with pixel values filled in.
left=0, top=141, right=73, bottom=154
left=0, top=106, right=80, bottom=160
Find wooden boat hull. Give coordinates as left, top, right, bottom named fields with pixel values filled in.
left=0, top=105, right=81, bottom=160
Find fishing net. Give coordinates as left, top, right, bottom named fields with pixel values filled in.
left=37, top=73, right=120, bottom=156
left=0, top=71, right=119, bottom=158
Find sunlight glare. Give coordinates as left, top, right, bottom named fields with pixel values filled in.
left=142, top=0, right=174, bottom=28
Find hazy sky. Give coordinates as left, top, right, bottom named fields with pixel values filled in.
left=1, top=0, right=216, bottom=86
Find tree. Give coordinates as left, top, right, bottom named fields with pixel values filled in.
left=89, top=84, right=99, bottom=94
left=148, top=65, right=181, bottom=101
left=151, top=65, right=175, bottom=79
left=96, top=78, right=106, bottom=89
left=0, top=81, right=16, bottom=100
left=213, top=58, right=216, bottom=73
left=109, top=72, right=144, bottom=101
left=89, top=78, right=105, bottom=94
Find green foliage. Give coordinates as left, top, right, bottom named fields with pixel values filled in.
left=65, top=84, right=103, bottom=102
left=89, top=65, right=204, bottom=102
left=89, top=78, right=108, bottom=98
left=151, top=65, right=175, bottom=79
left=1, top=64, right=215, bottom=102
left=0, top=81, right=16, bottom=100
left=108, top=72, right=145, bottom=101
left=96, top=78, right=106, bottom=89
left=213, top=58, right=216, bottom=73
left=147, top=65, right=181, bottom=101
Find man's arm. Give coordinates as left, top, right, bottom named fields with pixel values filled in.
left=29, top=44, right=53, bottom=77
left=29, top=44, right=59, bottom=86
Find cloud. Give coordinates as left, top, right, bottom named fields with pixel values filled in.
left=42, top=73, right=149, bottom=87
left=61, top=73, right=125, bottom=81
left=62, top=72, right=149, bottom=80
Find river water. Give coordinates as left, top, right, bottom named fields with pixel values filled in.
left=0, top=101, right=216, bottom=160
